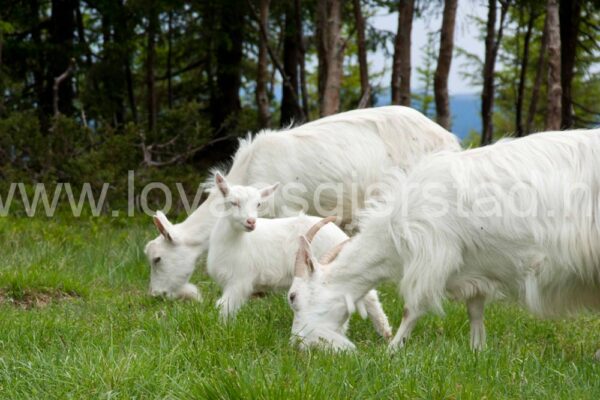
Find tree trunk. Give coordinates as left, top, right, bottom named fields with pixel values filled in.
left=256, top=0, right=271, bottom=128
left=480, top=0, right=509, bottom=146
left=515, top=8, right=536, bottom=137
left=210, top=0, right=245, bottom=136
left=167, top=11, right=174, bottom=109
left=353, top=0, right=370, bottom=107
left=316, top=1, right=327, bottom=111
left=45, top=0, right=76, bottom=118
left=126, top=61, right=137, bottom=123
left=101, top=8, right=112, bottom=123
left=114, top=0, right=136, bottom=123
left=545, top=0, right=562, bottom=131
left=101, top=13, right=111, bottom=46
left=434, top=0, right=458, bottom=130
left=281, top=0, right=304, bottom=126
left=106, top=7, right=125, bottom=126
left=481, top=0, right=497, bottom=145
left=526, top=17, right=548, bottom=134
left=295, top=0, right=309, bottom=117
left=391, top=0, right=414, bottom=106
left=75, top=0, right=92, bottom=67
left=0, top=29, right=3, bottom=115
left=250, top=0, right=303, bottom=123
left=316, top=0, right=344, bottom=116
left=146, top=5, right=158, bottom=133
left=31, top=0, right=47, bottom=127
left=559, top=0, right=581, bottom=128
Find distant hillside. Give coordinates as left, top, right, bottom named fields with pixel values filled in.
left=449, top=94, right=481, bottom=139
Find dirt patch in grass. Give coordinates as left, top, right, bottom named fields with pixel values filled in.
left=0, top=288, right=80, bottom=310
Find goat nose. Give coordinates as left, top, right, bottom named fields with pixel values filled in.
left=246, top=218, right=256, bottom=226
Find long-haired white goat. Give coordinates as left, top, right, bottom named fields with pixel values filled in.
left=207, top=173, right=392, bottom=342
left=289, top=130, right=600, bottom=354
left=144, top=106, right=461, bottom=300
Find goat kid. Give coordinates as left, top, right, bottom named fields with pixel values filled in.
left=290, top=130, right=600, bottom=355
left=208, top=174, right=392, bottom=342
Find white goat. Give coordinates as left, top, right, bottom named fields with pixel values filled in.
left=207, top=173, right=392, bottom=342
left=289, top=130, right=600, bottom=354
left=145, top=106, right=461, bottom=300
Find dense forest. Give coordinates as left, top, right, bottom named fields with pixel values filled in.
left=1, top=0, right=600, bottom=205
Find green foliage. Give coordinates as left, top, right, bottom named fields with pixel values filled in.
left=0, top=111, right=125, bottom=184
left=151, top=101, right=213, bottom=150
left=455, top=15, right=486, bottom=89
left=0, top=107, right=217, bottom=216
left=458, top=2, right=600, bottom=140
left=412, top=32, right=438, bottom=118
left=340, top=50, right=365, bottom=110
left=462, top=129, right=483, bottom=148
left=0, top=110, right=45, bottom=176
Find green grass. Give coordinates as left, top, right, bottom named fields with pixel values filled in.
left=0, top=216, right=599, bottom=399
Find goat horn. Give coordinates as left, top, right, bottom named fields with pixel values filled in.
left=294, top=236, right=311, bottom=277
left=305, top=216, right=337, bottom=243
left=319, top=239, right=350, bottom=264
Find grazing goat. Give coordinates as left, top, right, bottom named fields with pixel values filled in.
left=145, top=106, right=461, bottom=300
left=289, top=130, right=600, bottom=354
left=207, top=174, right=392, bottom=341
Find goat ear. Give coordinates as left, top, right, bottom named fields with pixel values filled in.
left=215, top=172, right=230, bottom=197
left=294, top=236, right=316, bottom=278
left=153, top=211, right=175, bottom=243
left=260, top=182, right=279, bottom=199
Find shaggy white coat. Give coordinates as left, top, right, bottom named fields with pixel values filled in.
left=290, top=130, right=600, bottom=352
left=145, top=106, right=461, bottom=299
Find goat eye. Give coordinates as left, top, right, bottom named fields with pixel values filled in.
left=153, top=257, right=161, bottom=264
left=230, top=200, right=239, bottom=207
left=289, top=292, right=296, bottom=303
left=257, top=202, right=262, bottom=208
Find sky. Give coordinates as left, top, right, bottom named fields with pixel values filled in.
left=369, top=1, right=488, bottom=95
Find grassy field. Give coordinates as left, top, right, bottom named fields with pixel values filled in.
left=0, top=216, right=599, bottom=399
